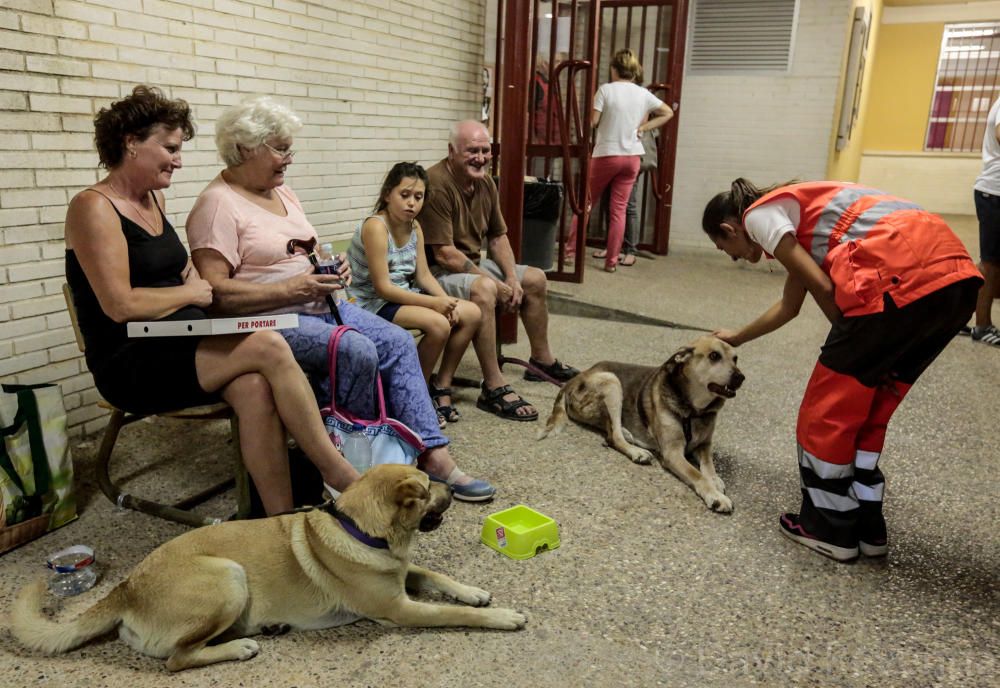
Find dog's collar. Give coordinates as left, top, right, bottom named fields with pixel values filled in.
left=636, top=381, right=694, bottom=444
left=334, top=511, right=389, bottom=550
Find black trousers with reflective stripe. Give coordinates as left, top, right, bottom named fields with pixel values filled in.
left=796, top=278, right=979, bottom=546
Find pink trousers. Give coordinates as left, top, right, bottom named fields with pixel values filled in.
left=567, top=155, right=640, bottom=270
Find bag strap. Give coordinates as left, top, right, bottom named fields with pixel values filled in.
left=0, top=386, right=55, bottom=495
left=373, top=370, right=390, bottom=423
left=325, top=325, right=391, bottom=422
left=1, top=383, right=53, bottom=435
left=325, top=325, right=356, bottom=416
left=0, top=445, right=26, bottom=495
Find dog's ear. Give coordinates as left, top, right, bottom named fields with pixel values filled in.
left=663, top=347, right=693, bottom=374
left=394, top=476, right=429, bottom=510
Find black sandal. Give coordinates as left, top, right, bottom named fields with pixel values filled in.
left=429, top=376, right=461, bottom=424
left=476, top=383, right=538, bottom=422
left=523, top=358, right=581, bottom=382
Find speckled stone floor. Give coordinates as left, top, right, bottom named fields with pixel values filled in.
left=1, top=225, right=997, bottom=687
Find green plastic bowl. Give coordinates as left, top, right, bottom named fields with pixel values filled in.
left=481, top=505, right=560, bottom=560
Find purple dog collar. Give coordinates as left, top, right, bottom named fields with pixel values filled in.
left=334, top=513, right=389, bottom=550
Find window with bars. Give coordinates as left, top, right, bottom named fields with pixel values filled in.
left=926, top=22, right=1000, bottom=152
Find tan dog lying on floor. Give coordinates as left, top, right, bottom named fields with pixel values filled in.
left=11, top=464, right=526, bottom=672
left=539, top=335, right=744, bottom=513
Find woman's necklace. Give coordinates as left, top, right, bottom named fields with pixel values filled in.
left=107, top=179, right=160, bottom=234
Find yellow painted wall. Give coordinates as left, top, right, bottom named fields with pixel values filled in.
left=860, top=22, right=943, bottom=151
left=827, top=0, right=884, bottom=182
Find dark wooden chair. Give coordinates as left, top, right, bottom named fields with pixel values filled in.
left=63, top=284, right=251, bottom=527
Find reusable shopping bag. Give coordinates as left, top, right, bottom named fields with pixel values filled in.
left=0, top=383, right=76, bottom=554
left=322, top=326, right=425, bottom=469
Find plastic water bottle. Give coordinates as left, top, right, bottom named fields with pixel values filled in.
left=47, top=545, right=97, bottom=597
left=341, top=423, right=372, bottom=473
left=317, top=242, right=344, bottom=302
left=317, top=243, right=340, bottom=274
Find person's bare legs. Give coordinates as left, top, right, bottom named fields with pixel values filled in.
left=195, top=331, right=360, bottom=493
left=420, top=445, right=475, bottom=486
left=218, top=373, right=292, bottom=515
left=435, top=300, right=480, bottom=403
left=393, top=305, right=450, bottom=384
left=518, top=266, right=558, bottom=365
left=975, top=260, right=999, bottom=327
left=468, top=277, right=536, bottom=417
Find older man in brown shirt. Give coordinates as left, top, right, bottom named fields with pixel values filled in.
left=419, top=120, right=578, bottom=422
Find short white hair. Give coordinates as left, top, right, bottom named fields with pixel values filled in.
left=215, top=97, right=302, bottom=166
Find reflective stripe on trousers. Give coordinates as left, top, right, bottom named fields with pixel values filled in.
left=794, top=361, right=910, bottom=545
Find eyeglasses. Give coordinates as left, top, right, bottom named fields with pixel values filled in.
left=262, top=142, right=296, bottom=160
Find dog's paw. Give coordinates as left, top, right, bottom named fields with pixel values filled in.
left=628, top=446, right=654, bottom=464
left=234, top=638, right=260, bottom=661
left=711, top=475, right=726, bottom=493
left=704, top=491, right=733, bottom=514
left=483, top=607, right=527, bottom=630
left=454, top=585, right=492, bottom=607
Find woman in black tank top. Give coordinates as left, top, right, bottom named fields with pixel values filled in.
left=65, top=85, right=359, bottom=515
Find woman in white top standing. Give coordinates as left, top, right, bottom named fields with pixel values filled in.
left=570, top=49, right=673, bottom=272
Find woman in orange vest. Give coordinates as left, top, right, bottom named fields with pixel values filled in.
left=702, top=179, right=982, bottom=562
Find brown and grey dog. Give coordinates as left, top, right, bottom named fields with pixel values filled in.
left=11, top=465, right=526, bottom=672
left=539, top=336, right=744, bottom=513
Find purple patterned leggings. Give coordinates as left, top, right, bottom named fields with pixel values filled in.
left=279, top=303, right=447, bottom=450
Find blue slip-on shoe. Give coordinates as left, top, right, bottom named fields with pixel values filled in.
left=426, top=468, right=496, bottom=503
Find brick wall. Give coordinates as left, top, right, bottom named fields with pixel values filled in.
left=670, top=0, right=852, bottom=254
left=0, top=0, right=486, bottom=435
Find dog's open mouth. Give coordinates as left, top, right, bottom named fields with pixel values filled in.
left=708, top=382, right=738, bottom=399
left=419, top=511, right=444, bottom=532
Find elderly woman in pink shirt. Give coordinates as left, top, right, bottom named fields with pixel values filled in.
left=186, top=97, right=494, bottom=503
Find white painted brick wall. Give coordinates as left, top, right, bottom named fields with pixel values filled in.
left=671, top=0, right=852, bottom=254
left=0, top=0, right=487, bottom=435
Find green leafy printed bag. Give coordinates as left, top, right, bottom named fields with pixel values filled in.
left=0, top=383, right=77, bottom=554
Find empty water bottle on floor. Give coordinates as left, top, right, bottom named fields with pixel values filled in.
left=47, top=545, right=97, bottom=597
left=341, top=424, right=372, bottom=473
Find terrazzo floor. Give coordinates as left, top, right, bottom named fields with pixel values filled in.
left=0, top=228, right=997, bottom=687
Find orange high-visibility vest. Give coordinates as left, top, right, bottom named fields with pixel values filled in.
left=746, top=182, right=981, bottom=316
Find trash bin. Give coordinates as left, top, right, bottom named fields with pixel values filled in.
left=521, top=178, right=563, bottom=270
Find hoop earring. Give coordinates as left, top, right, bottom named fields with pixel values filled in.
left=129, top=149, right=136, bottom=158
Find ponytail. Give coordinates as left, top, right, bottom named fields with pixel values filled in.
left=729, top=178, right=766, bottom=217
left=611, top=49, right=642, bottom=82
left=701, top=178, right=794, bottom=239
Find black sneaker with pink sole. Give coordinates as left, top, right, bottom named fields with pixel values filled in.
left=779, top=513, right=860, bottom=562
